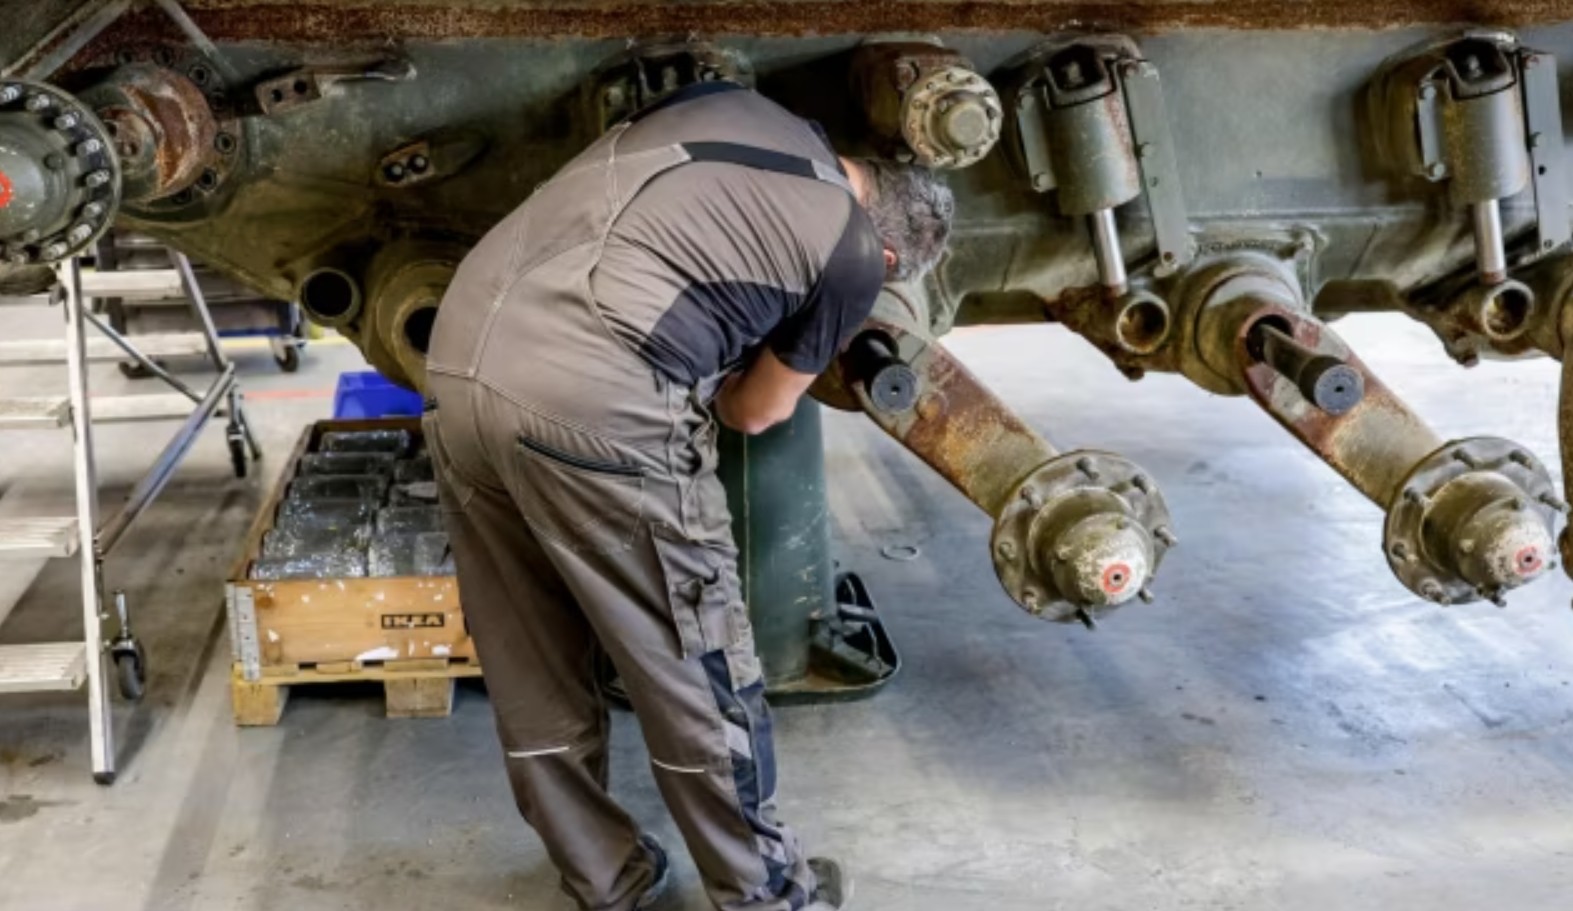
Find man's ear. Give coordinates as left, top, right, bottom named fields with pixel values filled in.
left=883, top=248, right=897, bottom=272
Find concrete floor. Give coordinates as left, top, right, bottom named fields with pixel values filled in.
left=1, top=308, right=1572, bottom=910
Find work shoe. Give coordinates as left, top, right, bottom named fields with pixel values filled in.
left=804, top=856, right=852, bottom=910
left=634, top=833, right=671, bottom=910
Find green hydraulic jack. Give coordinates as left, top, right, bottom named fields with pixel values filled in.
left=718, top=397, right=900, bottom=703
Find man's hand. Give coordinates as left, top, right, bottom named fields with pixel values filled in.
left=715, top=348, right=817, bottom=435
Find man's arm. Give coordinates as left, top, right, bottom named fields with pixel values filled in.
left=715, top=348, right=817, bottom=435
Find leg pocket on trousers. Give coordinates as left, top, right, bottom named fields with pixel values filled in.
left=653, top=530, right=746, bottom=661
left=513, top=433, right=646, bottom=554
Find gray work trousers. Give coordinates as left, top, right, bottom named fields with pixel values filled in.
left=424, top=367, right=814, bottom=911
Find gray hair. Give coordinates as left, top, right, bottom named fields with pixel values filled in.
left=854, top=159, right=955, bottom=283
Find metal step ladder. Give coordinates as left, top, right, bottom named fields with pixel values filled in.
left=0, top=253, right=261, bottom=784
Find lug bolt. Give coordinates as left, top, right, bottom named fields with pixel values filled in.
left=1022, top=590, right=1042, bottom=613
left=53, top=112, right=79, bottom=130
left=996, top=541, right=1017, bottom=560
left=1511, top=497, right=1526, bottom=512
left=1137, top=588, right=1156, bottom=604
left=1404, top=487, right=1430, bottom=508
left=67, top=223, right=92, bottom=244
left=1459, top=538, right=1476, bottom=555
left=1391, top=542, right=1409, bottom=561
left=1077, top=609, right=1098, bottom=631
left=1539, top=492, right=1570, bottom=513
left=1075, top=456, right=1100, bottom=481
left=1452, top=449, right=1480, bottom=469
left=1481, top=587, right=1508, bottom=608
left=82, top=201, right=105, bottom=219
left=1131, top=475, right=1151, bottom=494
left=84, top=169, right=111, bottom=188
left=1510, top=450, right=1533, bottom=467
left=25, top=93, right=51, bottom=112
left=0, top=85, right=20, bottom=104
left=1154, top=526, right=1178, bottom=547
left=5, top=249, right=30, bottom=265
left=1055, top=545, right=1072, bottom=562
left=77, top=138, right=102, bottom=156
left=1420, top=580, right=1444, bottom=602
left=41, top=242, right=68, bottom=260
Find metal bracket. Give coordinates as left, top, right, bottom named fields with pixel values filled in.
left=254, top=58, right=416, bottom=116
left=1519, top=50, right=1570, bottom=254
left=1118, top=59, right=1193, bottom=272
left=229, top=584, right=262, bottom=681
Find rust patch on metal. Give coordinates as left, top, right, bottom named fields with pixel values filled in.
left=1237, top=304, right=1442, bottom=506
left=69, top=0, right=1573, bottom=47
left=849, top=319, right=1058, bottom=516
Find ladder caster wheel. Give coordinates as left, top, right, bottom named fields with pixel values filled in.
left=93, top=771, right=116, bottom=786
left=118, top=360, right=155, bottom=380
left=115, top=651, right=146, bottom=702
left=112, top=641, right=147, bottom=702
left=274, top=344, right=301, bottom=373
left=228, top=434, right=248, bottom=479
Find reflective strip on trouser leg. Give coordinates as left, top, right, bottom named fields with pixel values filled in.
left=702, top=649, right=811, bottom=909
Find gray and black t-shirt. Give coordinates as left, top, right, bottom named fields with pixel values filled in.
left=589, top=83, right=884, bottom=387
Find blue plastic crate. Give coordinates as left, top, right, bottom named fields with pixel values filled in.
left=332, top=371, right=425, bottom=420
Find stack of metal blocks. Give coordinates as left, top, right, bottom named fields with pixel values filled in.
left=250, top=429, right=453, bottom=580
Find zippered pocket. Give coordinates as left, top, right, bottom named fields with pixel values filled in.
left=513, top=431, right=646, bottom=553
left=517, top=434, right=645, bottom=478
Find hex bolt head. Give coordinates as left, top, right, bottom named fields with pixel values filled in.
left=83, top=169, right=111, bottom=188
left=54, top=112, right=80, bottom=130
left=82, top=201, right=105, bottom=219
left=1391, top=542, right=1409, bottom=561
left=1020, top=486, right=1044, bottom=509
left=1452, top=449, right=1480, bottom=469
left=1404, top=487, right=1430, bottom=508
left=1154, top=526, right=1178, bottom=547
left=1510, top=450, right=1533, bottom=467
left=1420, top=580, right=1444, bottom=602
left=25, top=93, right=51, bottom=112
left=1481, top=587, right=1508, bottom=608
left=996, top=540, right=1017, bottom=560
left=1075, top=457, right=1101, bottom=481
left=1022, top=589, right=1043, bottom=614
left=77, top=138, right=102, bottom=156
left=0, top=85, right=20, bottom=104
left=1132, top=475, right=1151, bottom=494
left=66, top=223, right=92, bottom=244
left=1539, top=492, right=1570, bottom=513
left=41, top=242, right=67, bottom=260
left=1511, top=497, right=1526, bottom=512
left=1137, top=588, right=1156, bottom=604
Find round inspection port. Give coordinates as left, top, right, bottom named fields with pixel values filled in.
left=1115, top=296, right=1170, bottom=354
left=299, top=268, right=361, bottom=324
left=402, top=305, right=439, bottom=354
left=1481, top=284, right=1533, bottom=340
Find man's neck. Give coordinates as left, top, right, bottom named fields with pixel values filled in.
left=839, top=157, right=871, bottom=207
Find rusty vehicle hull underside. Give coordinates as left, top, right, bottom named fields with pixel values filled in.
left=6, top=0, right=1573, bottom=647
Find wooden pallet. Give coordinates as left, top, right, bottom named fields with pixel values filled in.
left=230, top=657, right=484, bottom=726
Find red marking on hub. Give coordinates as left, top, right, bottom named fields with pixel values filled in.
left=0, top=171, right=13, bottom=209
left=1102, top=562, right=1132, bottom=594
left=1515, top=546, right=1544, bottom=576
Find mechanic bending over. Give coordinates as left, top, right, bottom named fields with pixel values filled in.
left=423, top=80, right=954, bottom=911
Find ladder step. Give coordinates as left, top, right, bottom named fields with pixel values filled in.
left=0, top=332, right=211, bottom=366
left=0, top=394, right=214, bottom=428
left=0, top=396, right=71, bottom=429
left=0, top=517, right=79, bottom=558
left=79, top=269, right=185, bottom=300
left=91, top=392, right=201, bottom=424
left=0, top=643, right=88, bottom=694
